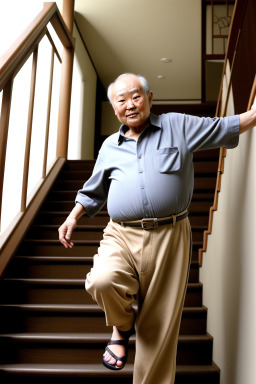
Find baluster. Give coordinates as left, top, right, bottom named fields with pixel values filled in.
left=0, top=80, right=13, bottom=231
left=20, top=46, right=38, bottom=212
left=42, top=46, right=55, bottom=178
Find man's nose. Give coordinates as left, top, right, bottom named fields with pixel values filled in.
left=126, top=99, right=135, bottom=109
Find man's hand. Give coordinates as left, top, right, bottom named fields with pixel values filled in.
left=239, top=105, right=256, bottom=134
left=58, top=217, right=77, bottom=248
left=58, top=203, right=85, bottom=248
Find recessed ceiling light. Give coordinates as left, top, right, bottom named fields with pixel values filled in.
left=161, top=58, right=172, bottom=63
left=157, top=75, right=165, bottom=79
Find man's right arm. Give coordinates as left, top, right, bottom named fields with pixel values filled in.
left=58, top=202, right=85, bottom=249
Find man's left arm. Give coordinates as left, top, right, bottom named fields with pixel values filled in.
left=239, top=107, right=256, bottom=134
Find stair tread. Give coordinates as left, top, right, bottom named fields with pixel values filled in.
left=0, top=332, right=212, bottom=343
left=2, top=278, right=202, bottom=287
left=0, top=362, right=220, bottom=376
left=12, top=256, right=199, bottom=267
left=29, top=224, right=207, bottom=230
left=0, top=303, right=207, bottom=314
left=22, top=239, right=204, bottom=246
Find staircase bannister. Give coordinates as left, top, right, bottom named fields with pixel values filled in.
left=198, top=0, right=252, bottom=266
left=0, top=2, right=75, bottom=278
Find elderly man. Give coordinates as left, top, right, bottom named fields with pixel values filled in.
left=59, top=73, right=256, bottom=384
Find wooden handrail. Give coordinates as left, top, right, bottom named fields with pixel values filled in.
left=0, top=2, right=75, bottom=277
left=0, top=2, right=74, bottom=91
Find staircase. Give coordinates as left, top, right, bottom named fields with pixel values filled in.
left=0, top=152, right=220, bottom=383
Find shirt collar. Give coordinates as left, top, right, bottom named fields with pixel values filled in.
left=117, top=113, right=161, bottom=145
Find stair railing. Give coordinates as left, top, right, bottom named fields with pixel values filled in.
left=198, top=0, right=256, bottom=266
left=0, top=2, right=75, bottom=277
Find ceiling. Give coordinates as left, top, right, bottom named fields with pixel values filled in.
left=74, top=0, right=202, bottom=102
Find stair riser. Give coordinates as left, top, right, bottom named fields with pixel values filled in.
left=16, top=243, right=202, bottom=258
left=26, top=228, right=104, bottom=241
left=0, top=340, right=212, bottom=365
left=34, top=214, right=110, bottom=226
left=57, top=162, right=218, bottom=180
left=0, top=284, right=202, bottom=307
left=0, top=310, right=206, bottom=335
left=26, top=227, right=204, bottom=243
left=6, top=259, right=199, bottom=283
left=0, top=371, right=220, bottom=384
left=175, top=373, right=220, bottom=384
left=34, top=213, right=209, bottom=228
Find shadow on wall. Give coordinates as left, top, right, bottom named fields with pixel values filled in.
left=221, top=130, right=253, bottom=383
left=74, top=12, right=129, bottom=88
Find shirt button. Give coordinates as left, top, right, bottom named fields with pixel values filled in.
left=144, top=200, right=148, bottom=205
left=138, top=155, right=142, bottom=159
left=139, top=169, right=143, bottom=173
left=141, top=185, right=145, bottom=189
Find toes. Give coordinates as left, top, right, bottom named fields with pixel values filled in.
left=103, top=351, right=116, bottom=366
left=116, top=359, right=123, bottom=368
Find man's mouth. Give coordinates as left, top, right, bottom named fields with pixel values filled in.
left=127, top=113, right=138, bottom=118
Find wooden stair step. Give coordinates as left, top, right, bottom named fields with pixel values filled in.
left=0, top=362, right=220, bottom=384
left=192, top=149, right=219, bottom=160
left=63, top=160, right=95, bottom=171
left=15, top=239, right=203, bottom=258
left=0, top=279, right=202, bottom=307
left=34, top=211, right=110, bottom=226
left=0, top=333, right=213, bottom=365
left=34, top=210, right=209, bottom=228
left=27, top=223, right=207, bottom=239
left=57, top=161, right=218, bottom=180
left=6, top=255, right=199, bottom=283
left=0, top=304, right=207, bottom=335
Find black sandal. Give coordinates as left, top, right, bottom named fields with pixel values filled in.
left=102, top=326, right=135, bottom=371
left=103, top=339, right=128, bottom=371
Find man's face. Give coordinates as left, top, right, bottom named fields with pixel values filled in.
left=111, top=75, right=153, bottom=130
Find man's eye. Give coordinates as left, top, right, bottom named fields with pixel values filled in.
left=119, top=100, right=125, bottom=103
left=133, top=95, right=140, bottom=99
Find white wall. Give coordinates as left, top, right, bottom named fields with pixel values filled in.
left=200, top=99, right=256, bottom=383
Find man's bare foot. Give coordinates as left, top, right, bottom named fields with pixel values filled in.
left=103, top=326, right=126, bottom=368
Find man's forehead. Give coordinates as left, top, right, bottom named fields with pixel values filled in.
left=116, top=87, right=141, bottom=97
left=112, top=75, right=142, bottom=94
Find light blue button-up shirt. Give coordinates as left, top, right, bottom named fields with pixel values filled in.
left=75, top=113, right=240, bottom=221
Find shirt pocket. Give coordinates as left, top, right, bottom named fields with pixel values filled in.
left=156, top=147, right=181, bottom=173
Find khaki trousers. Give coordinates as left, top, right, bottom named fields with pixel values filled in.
left=86, top=216, right=191, bottom=384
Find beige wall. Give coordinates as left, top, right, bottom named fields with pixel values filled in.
left=101, top=101, right=120, bottom=136
left=200, top=100, right=256, bottom=383
left=68, top=23, right=97, bottom=160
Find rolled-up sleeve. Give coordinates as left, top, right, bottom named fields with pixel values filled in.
left=75, top=149, right=109, bottom=218
left=184, top=114, right=240, bottom=153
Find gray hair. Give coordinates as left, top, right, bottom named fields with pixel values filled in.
left=107, top=73, right=150, bottom=105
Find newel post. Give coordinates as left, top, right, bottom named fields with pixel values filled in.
left=56, top=0, right=75, bottom=158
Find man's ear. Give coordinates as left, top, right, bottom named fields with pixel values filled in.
left=148, top=91, right=153, bottom=108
